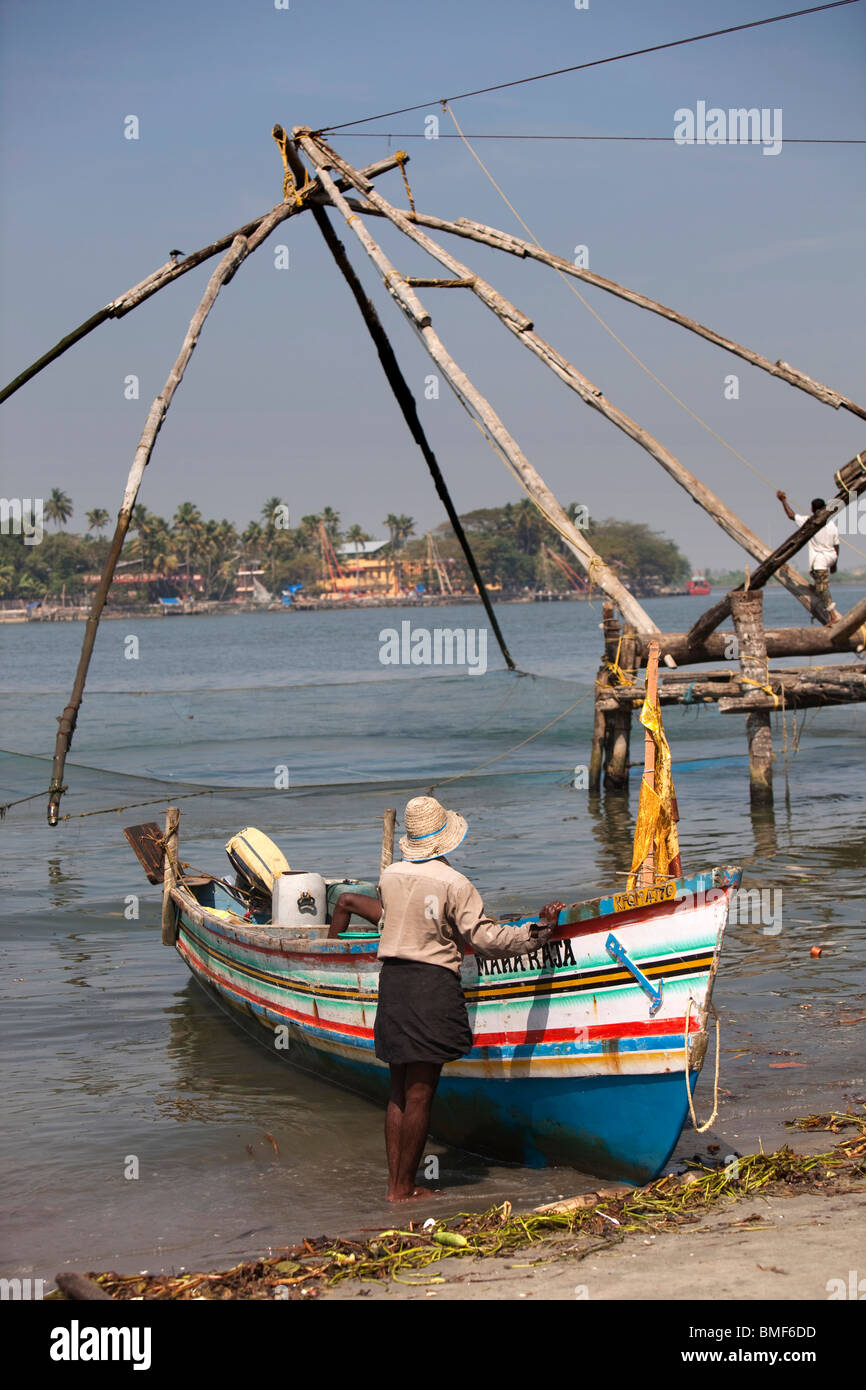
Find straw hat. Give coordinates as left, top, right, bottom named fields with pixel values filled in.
left=399, top=795, right=467, bottom=862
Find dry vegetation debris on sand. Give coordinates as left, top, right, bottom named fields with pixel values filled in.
left=53, top=1110, right=866, bottom=1301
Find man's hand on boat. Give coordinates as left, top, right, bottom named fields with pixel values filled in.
left=531, top=900, right=566, bottom=941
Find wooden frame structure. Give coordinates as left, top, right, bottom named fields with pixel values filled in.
left=2, top=129, right=863, bottom=820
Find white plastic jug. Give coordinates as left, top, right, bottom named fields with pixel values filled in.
left=272, top=871, right=327, bottom=927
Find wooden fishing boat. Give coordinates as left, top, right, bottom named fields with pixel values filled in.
left=126, top=820, right=740, bottom=1183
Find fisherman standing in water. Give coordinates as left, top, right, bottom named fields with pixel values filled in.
left=777, top=490, right=840, bottom=623
left=365, top=795, right=564, bottom=1201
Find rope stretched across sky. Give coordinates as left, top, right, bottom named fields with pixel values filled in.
left=317, top=1, right=861, bottom=133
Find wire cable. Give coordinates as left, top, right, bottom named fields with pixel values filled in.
left=445, top=104, right=866, bottom=564
left=319, top=2, right=860, bottom=132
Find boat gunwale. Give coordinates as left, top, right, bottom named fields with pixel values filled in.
left=169, top=864, right=742, bottom=957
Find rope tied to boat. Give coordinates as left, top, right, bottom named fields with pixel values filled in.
left=684, top=995, right=721, bottom=1135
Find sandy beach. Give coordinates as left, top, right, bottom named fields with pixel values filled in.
left=323, top=1187, right=866, bottom=1303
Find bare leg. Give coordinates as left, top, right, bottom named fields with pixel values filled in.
left=385, top=1065, right=406, bottom=1199
left=390, top=1061, right=442, bottom=1201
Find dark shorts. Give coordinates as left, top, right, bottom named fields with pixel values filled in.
left=374, top=958, right=473, bottom=1066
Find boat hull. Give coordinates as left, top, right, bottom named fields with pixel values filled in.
left=173, top=868, right=739, bottom=1183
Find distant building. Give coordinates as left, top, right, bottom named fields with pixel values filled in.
left=235, top=561, right=266, bottom=601
left=329, top=539, right=399, bottom=597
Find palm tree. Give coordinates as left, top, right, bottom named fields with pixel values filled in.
left=296, top=514, right=321, bottom=551
left=242, top=520, right=264, bottom=551
left=383, top=512, right=400, bottom=548
left=320, top=506, right=341, bottom=544
left=172, top=502, right=202, bottom=595
left=260, top=498, right=288, bottom=587
left=45, top=489, right=73, bottom=530
left=395, top=515, right=415, bottom=548
left=86, top=507, right=111, bottom=537
left=149, top=532, right=179, bottom=579
left=345, top=523, right=369, bottom=587
left=261, top=497, right=287, bottom=532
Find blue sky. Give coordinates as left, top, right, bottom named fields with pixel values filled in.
left=1, top=0, right=864, bottom=568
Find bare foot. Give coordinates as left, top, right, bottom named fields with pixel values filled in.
left=387, top=1186, right=440, bottom=1202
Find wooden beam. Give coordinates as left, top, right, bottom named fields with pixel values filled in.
left=161, top=807, right=180, bottom=946
left=381, top=808, right=396, bottom=873
left=278, top=134, right=517, bottom=672
left=1, top=154, right=409, bottom=405
left=605, top=628, right=636, bottom=790
left=831, top=593, right=866, bottom=645
left=687, top=449, right=866, bottom=644
left=731, top=591, right=773, bottom=806
left=295, top=131, right=658, bottom=636
left=311, top=134, right=819, bottom=626
left=597, top=664, right=866, bottom=711
left=345, top=201, right=866, bottom=422
left=634, top=621, right=865, bottom=668
left=47, top=204, right=291, bottom=825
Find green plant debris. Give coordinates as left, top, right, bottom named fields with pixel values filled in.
left=64, top=1112, right=866, bottom=1301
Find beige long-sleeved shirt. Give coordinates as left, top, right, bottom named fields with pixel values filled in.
left=378, top=857, right=535, bottom=976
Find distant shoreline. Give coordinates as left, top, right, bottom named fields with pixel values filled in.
left=1, top=580, right=863, bottom=623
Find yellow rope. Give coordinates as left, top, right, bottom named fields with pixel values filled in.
left=740, top=675, right=781, bottom=708
left=444, top=103, right=866, bottom=566
left=394, top=150, right=416, bottom=214
left=602, top=634, right=637, bottom=687
left=685, top=996, right=721, bottom=1135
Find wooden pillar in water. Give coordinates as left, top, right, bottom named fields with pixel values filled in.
left=731, top=590, right=773, bottom=806
left=605, top=626, right=636, bottom=792
left=590, top=603, right=619, bottom=792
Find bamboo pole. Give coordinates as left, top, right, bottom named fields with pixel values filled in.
left=308, top=134, right=819, bottom=626
left=344, top=201, right=866, bottom=422
left=161, top=807, right=180, bottom=945
left=0, top=155, right=408, bottom=406
left=277, top=134, right=517, bottom=672
left=46, top=207, right=287, bottom=825
left=731, top=591, right=773, bottom=807
left=296, top=132, right=658, bottom=637
left=639, top=641, right=661, bottom=887
left=380, top=808, right=396, bottom=873
left=687, top=448, right=866, bottom=644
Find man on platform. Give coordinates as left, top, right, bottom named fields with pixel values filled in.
left=372, top=794, right=564, bottom=1201
left=776, top=491, right=840, bottom=623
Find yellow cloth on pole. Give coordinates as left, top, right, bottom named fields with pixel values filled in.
left=627, top=697, right=680, bottom=889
